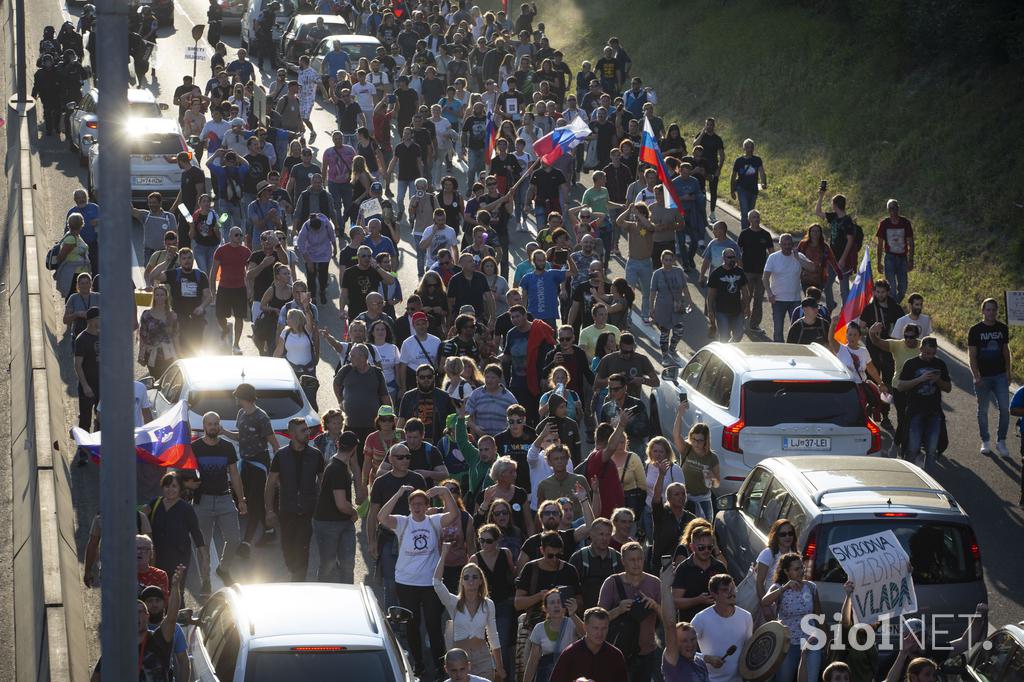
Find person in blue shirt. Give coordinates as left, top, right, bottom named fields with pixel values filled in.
left=206, top=148, right=251, bottom=241
left=365, top=217, right=398, bottom=259
left=622, top=76, right=653, bottom=118
left=1012, top=385, right=1024, bottom=504
left=519, top=248, right=575, bottom=327
left=141, top=584, right=190, bottom=680
left=321, top=41, right=351, bottom=87
left=68, top=189, right=100, bottom=276
left=226, top=48, right=256, bottom=85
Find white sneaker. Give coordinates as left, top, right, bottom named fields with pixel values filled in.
left=980, top=441, right=993, bottom=455
left=709, top=210, right=718, bottom=222
left=996, top=441, right=1011, bottom=457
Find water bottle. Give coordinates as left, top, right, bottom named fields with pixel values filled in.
left=556, top=382, right=565, bottom=397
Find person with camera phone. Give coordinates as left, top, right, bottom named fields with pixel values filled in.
left=598, top=541, right=662, bottom=681
left=522, top=588, right=586, bottom=682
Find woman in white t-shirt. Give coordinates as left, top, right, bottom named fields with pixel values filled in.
left=274, top=308, right=318, bottom=376
left=761, top=552, right=823, bottom=682
left=523, top=589, right=585, bottom=682
left=754, top=518, right=801, bottom=624
left=378, top=485, right=460, bottom=676
left=369, top=319, right=400, bottom=403
left=829, top=320, right=884, bottom=421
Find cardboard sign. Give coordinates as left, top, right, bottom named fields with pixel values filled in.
left=1005, top=290, right=1024, bottom=326
left=829, top=530, right=918, bottom=624
left=186, top=46, right=208, bottom=61
left=360, top=198, right=382, bottom=218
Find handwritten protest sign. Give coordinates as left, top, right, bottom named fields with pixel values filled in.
left=828, top=530, right=918, bottom=624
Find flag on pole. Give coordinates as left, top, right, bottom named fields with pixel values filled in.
left=72, top=400, right=199, bottom=469
left=485, top=109, right=498, bottom=160
left=639, top=117, right=685, bottom=216
left=833, top=249, right=874, bottom=345
left=532, top=116, right=592, bottom=165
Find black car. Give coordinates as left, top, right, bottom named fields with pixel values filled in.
left=942, top=623, right=1024, bottom=681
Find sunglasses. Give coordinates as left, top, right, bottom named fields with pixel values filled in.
left=418, top=374, right=435, bottom=380
left=777, top=531, right=794, bottom=538
left=609, top=385, right=624, bottom=392
left=508, top=418, right=526, bottom=424
left=543, top=553, right=560, bottom=560
left=492, top=509, right=509, bottom=516
left=541, top=510, right=561, bottom=517
left=904, top=333, right=919, bottom=339
left=694, top=544, right=712, bottom=551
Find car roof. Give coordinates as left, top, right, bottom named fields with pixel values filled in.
left=317, top=34, right=381, bottom=45
left=125, top=118, right=181, bottom=134
left=707, top=341, right=851, bottom=378
left=760, top=456, right=963, bottom=514
left=295, top=14, right=348, bottom=25
left=176, top=356, right=301, bottom=391
left=232, top=583, right=385, bottom=641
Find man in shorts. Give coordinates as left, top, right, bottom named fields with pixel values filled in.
left=211, top=226, right=251, bottom=354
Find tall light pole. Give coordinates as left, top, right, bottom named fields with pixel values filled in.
left=96, top=0, right=137, bottom=678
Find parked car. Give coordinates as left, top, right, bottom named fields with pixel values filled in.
left=129, top=0, right=175, bottom=27
left=87, top=118, right=194, bottom=207
left=650, top=342, right=880, bottom=493
left=279, top=15, right=350, bottom=68
left=240, top=0, right=293, bottom=51
left=942, top=622, right=1024, bottom=681
left=66, top=87, right=166, bottom=166
left=184, top=582, right=416, bottom=680
left=714, top=456, right=986, bottom=656
left=309, top=34, right=382, bottom=76
left=217, top=0, right=248, bottom=31
left=146, top=356, right=322, bottom=451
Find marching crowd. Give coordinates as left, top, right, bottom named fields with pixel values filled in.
left=38, top=0, right=1022, bottom=681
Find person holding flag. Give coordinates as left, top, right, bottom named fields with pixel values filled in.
left=832, top=248, right=874, bottom=346
left=72, top=399, right=200, bottom=470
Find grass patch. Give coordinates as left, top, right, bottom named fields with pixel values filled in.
left=539, top=0, right=1024, bottom=378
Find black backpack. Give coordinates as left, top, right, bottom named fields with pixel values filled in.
left=850, top=219, right=865, bottom=254
left=605, top=576, right=644, bottom=659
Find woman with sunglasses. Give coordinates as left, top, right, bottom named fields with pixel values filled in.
left=608, top=507, right=636, bottom=552
left=762, top=552, right=824, bottom=682
left=482, top=498, right=524, bottom=561
left=434, top=542, right=504, bottom=681
left=416, top=271, right=451, bottom=336
left=473, top=523, right=518, bottom=681
left=672, top=414, right=720, bottom=521
left=755, top=519, right=802, bottom=625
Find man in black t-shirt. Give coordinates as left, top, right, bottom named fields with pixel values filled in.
left=397, top=383, right=453, bottom=457
left=393, top=76, right=419, bottom=132
left=707, top=248, right=749, bottom=343
left=191, top=411, right=246, bottom=595
left=447, top=253, right=493, bottom=321
left=153, top=248, right=212, bottom=356
left=266, top=418, right=325, bottom=581
left=518, top=497, right=593, bottom=566
left=968, top=298, right=1012, bottom=456
left=693, top=117, right=726, bottom=218
left=334, top=88, right=365, bottom=142
left=495, top=405, right=536, bottom=492
left=74, top=307, right=101, bottom=433
left=896, top=337, right=951, bottom=469
left=787, top=297, right=830, bottom=346
left=671, top=527, right=725, bottom=623
left=174, top=152, right=207, bottom=247
left=340, top=245, right=395, bottom=318
left=514, top=532, right=582, bottom=627
left=245, top=233, right=287, bottom=304
left=461, top=102, right=489, bottom=186
left=386, top=127, right=423, bottom=219
left=313, top=431, right=361, bottom=583
left=736, top=210, right=774, bottom=333
left=528, top=163, right=567, bottom=228
left=730, top=139, right=765, bottom=230
left=815, top=189, right=857, bottom=310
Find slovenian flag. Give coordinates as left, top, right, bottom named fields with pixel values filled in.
left=532, top=116, right=592, bottom=165
left=639, top=117, right=685, bottom=216
left=72, top=400, right=198, bottom=469
left=485, top=109, right=498, bottom=160
left=833, top=248, right=874, bottom=345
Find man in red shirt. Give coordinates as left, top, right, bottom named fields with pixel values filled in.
left=549, top=607, right=628, bottom=682
left=211, top=225, right=252, bottom=353
left=136, top=534, right=169, bottom=601
left=875, top=198, right=914, bottom=304
left=584, top=411, right=628, bottom=517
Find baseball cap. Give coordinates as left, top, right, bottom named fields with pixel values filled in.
left=139, top=585, right=164, bottom=601
left=337, top=431, right=360, bottom=450
left=411, top=311, right=428, bottom=324
left=377, top=405, right=396, bottom=418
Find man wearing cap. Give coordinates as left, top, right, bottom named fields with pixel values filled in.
left=222, top=116, right=252, bottom=157
left=313, top=430, right=363, bottom=582
left=323, top=131, right=357, bottom=225
left=74, top=306, right=101, bottom=432
left=398, top=310, right=441, bottom=392
left=221, top=383, right=279, bottom=545
left=140, top=584, right=190, bottom=680
left=275, top=80, right=304, bottom=138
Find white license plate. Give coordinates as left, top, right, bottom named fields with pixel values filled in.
left=133, top=176, right=163, bottom=185
left=783, top=436, right=832, bottom=451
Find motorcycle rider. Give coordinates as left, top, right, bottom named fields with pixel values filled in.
left=31, top=53, right=63, bottom=136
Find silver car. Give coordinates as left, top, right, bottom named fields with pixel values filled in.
left=66, top=87, right=166, bottom=166
left=184, top=582, right=416, bottom=681
left=714, top=456, right=986, bottom=656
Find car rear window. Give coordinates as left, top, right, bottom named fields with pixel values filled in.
left=128, top=102, right=161, bottom=118
left=243, top=650, right=397, bottom=681
left=742, top=380, right=864, bottom=427
left=189, top=389, right=304, bottom=421
left=130, top=134, right=184, bottom=156
left=814, top=520, right=980, bottom=585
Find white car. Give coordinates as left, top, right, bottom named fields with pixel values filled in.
left=86, top=117, right=195, bottom=207
left=66, top=87, right=166, bottom=166
left=240, top=0, right=291, bottom=52
left=309, top=34, right=382, bottom=76
left=147, top=356, right=322, bottom=452
left=650, top=342, right=880, bottom=493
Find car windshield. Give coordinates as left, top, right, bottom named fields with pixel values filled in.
left=243, top=650, right=397, bottom=681
left=129, top=133, right=183, bottom=156
left=128, top=102, right=161, bottom=118
left=742, top=380, right=864, bottom=427
left=814, top=520, right=980, bottom=585
left=190, top=389, right=304, bottom=421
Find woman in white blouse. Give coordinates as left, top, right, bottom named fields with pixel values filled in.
left=433, top=542, right=505, bottom=680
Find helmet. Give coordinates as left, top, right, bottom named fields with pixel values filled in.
left=140, top=5, right=152, bottom=14
left=63, top=48, right=78, bottom=62
left=40, top=54, right=54, bottom=66
left=83, top=4, right=95, bottom=13
left=43, top=25, right=56, bottom=37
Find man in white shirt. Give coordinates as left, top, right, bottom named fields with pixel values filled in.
left=891, top=292, right=932, bottom=339
left=97, top=380, right=154, bottom=428
left=761, top=233, right=815, bottom=342
left=419, top=209, right=459, bottom=269
left=398, top=311, right=442, bottom=394
left=443, top=648, right=490, bottom=682
left=351, top=69, right=378, bottom=127
left=691, top=573, right=753, bottom=682
left=429, top=104, right=454, bottom=184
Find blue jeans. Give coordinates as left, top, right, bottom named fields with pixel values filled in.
left=375, top=532, right=399, bottom=608
left=625, top=257, right=653, bottom=318
left=192, top=242, right=219, bottom=279
left=395, top=180, right=414, bottom=217
left=975, top=372, right=1010, bottom=442
left=412, top=232, right=425, bottom=276
left=774, top=644, right=822, bottom=682
left=906, top=411, right=941, bottom=469
left=494, top=599, right=516, bottom=681
left=884, top=252, right=910, bottom=304
left=826, top=263, right=850, bottom=312
left=772, top=299, right=799, bottom=343
left=715, top=312, right=746, bottom=342
left=467, top=148, right=485, bottom=188
left=328, top=181, right=352, bottom=227
left=737, top=188, right=758, bottom=230
left=312, top=518, right=356, bottom=583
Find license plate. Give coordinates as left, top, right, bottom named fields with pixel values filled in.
left=783, top=436, right=832, bottom=451
left=133, top=176, right=162, bottom=185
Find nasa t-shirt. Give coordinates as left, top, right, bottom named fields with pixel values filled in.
left=708, top=265, right=749, bottom=315
left=394, top=514, right=444, bottom=587
left=968, top=320, right=1010, bottom=377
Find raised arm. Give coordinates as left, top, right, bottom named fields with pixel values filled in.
left=376, top=484, right=413, bottom=529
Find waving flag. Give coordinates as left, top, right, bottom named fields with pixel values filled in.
left=72, top=400, right=198, bottom=469
left=639, top=117, right=685, bottom=216
left=833, top=249, right=875, bottom=345
left=532, top=116, right=592, bottom=165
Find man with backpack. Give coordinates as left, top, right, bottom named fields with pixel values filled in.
left=815, top=188, right=862, bottom=311
left=132, top=193, right=179, bottom=263
left=568, top=519, right=621, bottom=612
left=206, top=148, right=251, bottom=241
left=597, top=541, right=661, bottom=682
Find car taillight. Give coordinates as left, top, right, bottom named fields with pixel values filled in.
left=875, top=512, right=916, bottom=518
left=966, top=527, right=983, bottom=578
left=86, top=121, right=98, bottom=129
left=722, top=419, right=744, bottom=453
left=802, top=527, right=818, bottom=579
left=291, top=645, right=346, bottom=651
left=866, top=418, right=881, bottom=453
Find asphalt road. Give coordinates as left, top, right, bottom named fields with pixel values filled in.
left=24, top=0, right=1024, bottom=664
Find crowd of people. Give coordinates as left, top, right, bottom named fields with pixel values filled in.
left=41, top=0, right=1020, bottom=681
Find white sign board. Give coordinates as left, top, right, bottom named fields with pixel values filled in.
left=1006, top=290, right=1024, bottom=326
left=360, top=198, right=382, bottom=220
left=828, top=530, right=918, bottom=625
left=186, top=46, right=208, bottom=61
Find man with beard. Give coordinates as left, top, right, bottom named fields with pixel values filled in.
left=140, top=584, right=190, bottom=680
left=340, top=245, right=396, bottom=319
left=518, top=489, right=594, bottom=568
left=398, top=368, right=454, bottom=446
left=152, top=248, right=213, bottom=356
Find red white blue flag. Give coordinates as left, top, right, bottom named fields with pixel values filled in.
left=72, top=400, right=198, bottom=469
left=532, top=116, right=591, bottom=165
left=834, top=249, right=874, bottom=345
left=639, top=117, right=685, bottom=216
left=485, top=109, right=498, bottom=160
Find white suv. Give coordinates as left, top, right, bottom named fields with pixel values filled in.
left=651, top=342, right=880, bottom=493
left=148, top=356, right=322, bottom=451
left=184, top=582, right=416, bottom=681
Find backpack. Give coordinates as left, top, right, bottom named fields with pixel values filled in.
left=575, top=545, right=621, bottom=582
left=45, top=231, right=70, bottom=270
left=850, top=219, right=865, bottom=254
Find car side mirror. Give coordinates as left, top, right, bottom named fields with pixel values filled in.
left=159, top=102, right=170, bottom=111
left=661, top=366, right=678, bottom=381
left=714, top=494, right=737, bottom=512
left=941, top=653, right=966, bottom=677
left=139, top=376, right=156, bottom=390
left=176, top=608, right=198, bottom=625
left=387, top=606, right=412, bottom=625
